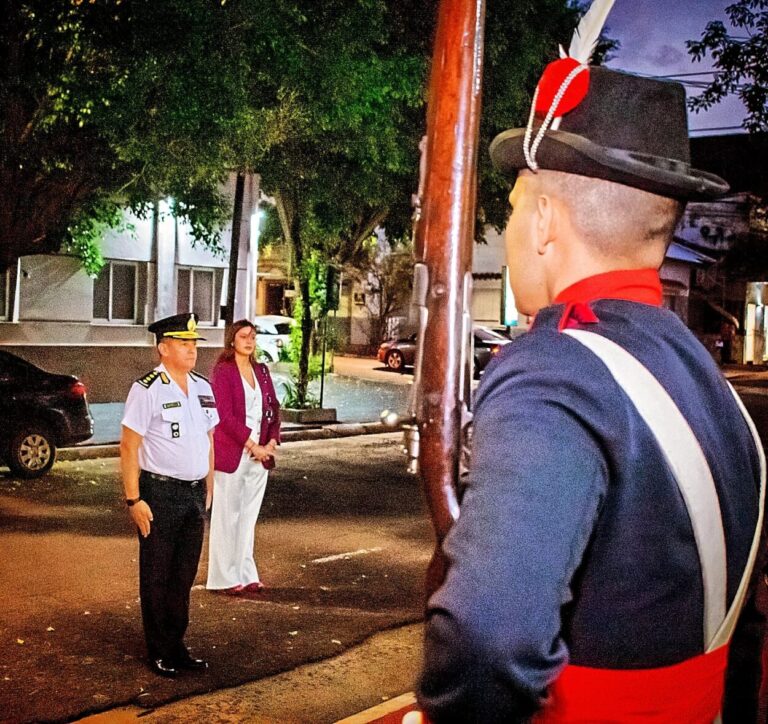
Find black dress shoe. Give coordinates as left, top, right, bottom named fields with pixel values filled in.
left=150, top=658, right=179, bottom=678
left=175, top=654, right=208, bottom=671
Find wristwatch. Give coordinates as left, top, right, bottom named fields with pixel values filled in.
left=125, top=497, right=142, bottom=507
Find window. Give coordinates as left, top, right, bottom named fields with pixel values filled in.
left=177, top=268, right=215, bottom=324
left=93, top=261, right=138, bottom=322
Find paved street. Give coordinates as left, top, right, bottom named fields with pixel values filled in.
left=2, top=360, right=768, bottom=723
left=0, top=433, right=432, bottom=723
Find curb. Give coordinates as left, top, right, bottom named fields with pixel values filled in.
left=59, top=422, right=399, bottom=462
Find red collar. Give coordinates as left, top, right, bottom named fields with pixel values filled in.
left=555, top=269, right=662, bottom=306
left=553, top=269, right=662, bottom=331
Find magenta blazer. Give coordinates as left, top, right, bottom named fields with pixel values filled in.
left=210, top=358, right=281, bottom=473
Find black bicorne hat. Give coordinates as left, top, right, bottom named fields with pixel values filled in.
left=490, top=0, right=729, bottom=202
left=148, top=313, right=206, bottom=343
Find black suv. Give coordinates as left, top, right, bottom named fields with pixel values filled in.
left=0, top=351, right=94, bottom=478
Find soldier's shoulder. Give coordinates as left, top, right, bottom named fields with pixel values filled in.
left=135, top=370, right=171, bottom=389
left=190, top=370, right=210, bottom=384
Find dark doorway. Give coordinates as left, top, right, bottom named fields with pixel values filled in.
left=266, top=283, right=286, bottom=315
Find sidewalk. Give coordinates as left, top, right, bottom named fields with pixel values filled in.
left=63, top=362, right=768, bottom=463
left=61, top=361, right=768, bottom=723
left=69, top=358, right=412, bottom=454
left=60, top=419, right=396, bottom=462
left=77, top=624, right=423, bottom=724
left=722, top=362, right=768, bottom=384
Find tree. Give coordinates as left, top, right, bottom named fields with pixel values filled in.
left=346, top=237, right=414, bottom=347
left=255, top=0, right=427, bottom=406
left=257, top=0, right=583, bottom=406
left=2, top=0, right=586, bottom=406
left=687, top=0, right=768, bottom=132
left=0, top=0, right=294, bottom=272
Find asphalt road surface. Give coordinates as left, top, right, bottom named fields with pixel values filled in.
left=0, top=433, right=432, bottom=724
left=2, top=370, right=767, bottom=723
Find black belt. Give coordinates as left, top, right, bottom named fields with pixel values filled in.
left=140, top=470, right=203, bottom=487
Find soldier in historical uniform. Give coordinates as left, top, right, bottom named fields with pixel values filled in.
left=120, top=312, right=219, bottom=678
left=416, top=2, right=765, bottom=721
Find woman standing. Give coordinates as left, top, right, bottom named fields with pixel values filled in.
left=206, top=319, right=281, bottom=595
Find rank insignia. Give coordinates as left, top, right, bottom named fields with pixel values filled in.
left=137, top=371, right=160, bottom=388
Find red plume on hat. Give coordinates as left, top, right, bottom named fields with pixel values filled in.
left=523, top=0, right=616, bottom=170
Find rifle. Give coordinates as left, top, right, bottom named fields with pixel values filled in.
left=404, top=0, right=486, bottom=596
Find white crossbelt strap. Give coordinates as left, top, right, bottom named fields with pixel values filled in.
left=711, top=384, right=767, bottom=648
left=565, top=329, right=765, bottom=651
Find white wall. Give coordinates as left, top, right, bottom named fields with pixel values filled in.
left=101, top=212, right=154, bottom=261
left=472, top=280, right=501, bottom=325
left=18, top=256, right=93, bottom=322
left=474, top=227, right=506, bottom=275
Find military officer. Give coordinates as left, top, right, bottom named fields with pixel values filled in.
left=120, top=312, right=219, bottom=678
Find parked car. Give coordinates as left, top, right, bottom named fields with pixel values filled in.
left=0, top=351, right=94, bottom=478
left=377, top=325, right=511, bottom=376
left=378, top=333, right=417, bottom=371
left=253, top=314, right=295, bottom=363
left=491, top=325, right=528, bottom=341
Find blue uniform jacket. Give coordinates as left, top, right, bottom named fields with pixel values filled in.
left=417, top=300, right=761, bottom=722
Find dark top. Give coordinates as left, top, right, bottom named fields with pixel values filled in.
left=417, top=300, right=761, bottom=722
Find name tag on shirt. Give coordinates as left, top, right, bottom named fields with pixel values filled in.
left=163, top=401, right=182, bottom=409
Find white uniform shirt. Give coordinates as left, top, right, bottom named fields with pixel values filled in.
left=121, top=363, right=219, bottom=480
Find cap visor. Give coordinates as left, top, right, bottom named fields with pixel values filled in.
left=162, top=331, right=206, bottom=340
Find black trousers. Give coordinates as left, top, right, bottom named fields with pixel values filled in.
left=138, top=471, right=206, bottom=661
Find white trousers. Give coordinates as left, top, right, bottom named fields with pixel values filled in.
left=206, top=454, right=269, bottom=589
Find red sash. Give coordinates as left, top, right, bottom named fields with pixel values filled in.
left=533, top=645, right=730, bottom=724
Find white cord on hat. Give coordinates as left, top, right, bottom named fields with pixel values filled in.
left=523, top=63, right=588, bottom=172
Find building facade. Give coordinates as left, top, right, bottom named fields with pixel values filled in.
left=0, top=173, right=278, bottom=401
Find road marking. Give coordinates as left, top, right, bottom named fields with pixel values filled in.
left=311, top=547, right=383, bottom=564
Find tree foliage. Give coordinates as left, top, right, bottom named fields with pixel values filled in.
left=0, top=0, right=297, bottom=270
left=2, top=0, right=587, bottom=403
left=255, top=0, right=582, bottom=405
left=687, top=0, right=768, bottom=132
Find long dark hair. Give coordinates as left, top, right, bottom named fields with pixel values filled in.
left=217, top=319, right=257, bottom=364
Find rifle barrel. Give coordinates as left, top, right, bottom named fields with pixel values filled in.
left=413, top=0, right=485, bottom=559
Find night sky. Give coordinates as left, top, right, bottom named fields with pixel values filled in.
left=601, top=1, right=746, bottom=134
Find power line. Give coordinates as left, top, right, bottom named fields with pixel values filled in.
left=655, top=71, right=719, bottom=78
left=689, top=125, right=745, bottom=133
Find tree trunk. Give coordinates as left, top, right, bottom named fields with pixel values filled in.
left=224, top=173, right=246, bottom=335
left=275, top=188, right=313, bottom=408
left=297, top=273, right=313, bottom=406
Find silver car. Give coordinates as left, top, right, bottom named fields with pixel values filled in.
left=253, top=314, right=295, bottom=362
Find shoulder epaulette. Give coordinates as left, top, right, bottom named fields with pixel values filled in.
left=136, top=370, right=160, bottom=388
left=190, top=370, right=210, bottom=383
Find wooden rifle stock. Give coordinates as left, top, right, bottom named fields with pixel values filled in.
left=408, top=0, right=485, bottom=596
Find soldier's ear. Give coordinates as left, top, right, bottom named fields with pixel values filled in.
left=535, top=193, right=556, bottom=255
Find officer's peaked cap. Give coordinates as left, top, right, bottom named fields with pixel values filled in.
left=148, top=313, right=206, bottom=343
